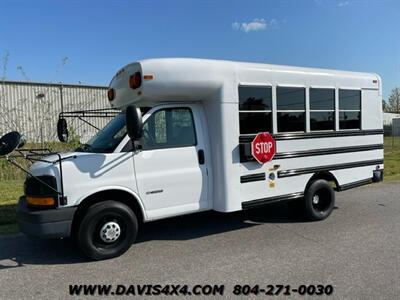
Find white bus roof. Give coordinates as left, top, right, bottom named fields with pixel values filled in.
left=109, top=58, right=380, bottom=108
left=146, top=57, right=376, bottom=75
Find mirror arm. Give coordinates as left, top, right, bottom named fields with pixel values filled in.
left=77, top=117, right=100, bottom=131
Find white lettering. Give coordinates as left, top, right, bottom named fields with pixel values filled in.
left=254, top=142, right=273, bottom=154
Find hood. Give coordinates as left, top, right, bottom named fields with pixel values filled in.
left=29, top=152, right=89, bottom=176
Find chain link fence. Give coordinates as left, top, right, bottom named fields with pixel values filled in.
left=384, top=116, right=400, bottom=150
left=383, top=116, right=400, bottom=182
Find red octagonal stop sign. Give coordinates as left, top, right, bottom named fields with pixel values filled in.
left=251, top=132, right=276, bottom=164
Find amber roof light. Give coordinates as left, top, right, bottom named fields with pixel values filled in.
left=107, top=88, right=115, bottom=101
left=129, top=72, right=142, bottom=89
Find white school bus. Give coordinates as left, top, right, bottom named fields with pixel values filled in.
left=14, top=58, right=383, bottom=260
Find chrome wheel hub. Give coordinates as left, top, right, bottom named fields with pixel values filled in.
left=312, top=195, right=320, bottom=205
left=100, top=221, right=121, bottom=243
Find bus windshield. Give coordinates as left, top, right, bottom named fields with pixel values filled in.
left=77, top=113, right=127, bottom=153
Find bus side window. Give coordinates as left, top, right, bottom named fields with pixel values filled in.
left=339, top=90, right=361, bottom=130
left=238, top=86, right=272, bottom=134
left=310, top=88, right=335, bottom=131
left=277, top=87, right=306, bottom=132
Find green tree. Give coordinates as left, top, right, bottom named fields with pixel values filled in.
left=382, top=100, right=389, bottom=112
left=387, top=87, right=400, bottom=113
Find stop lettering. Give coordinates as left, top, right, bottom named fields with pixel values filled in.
left=251, top=132, right=276, bottom=164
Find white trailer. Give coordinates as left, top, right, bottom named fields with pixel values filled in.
left=15, top=58, right=384, bottom=260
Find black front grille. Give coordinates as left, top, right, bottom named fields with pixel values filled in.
left=24, top=175, right=58, bottom=196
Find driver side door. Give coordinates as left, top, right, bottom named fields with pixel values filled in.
left=133, top=105, right=209, bottom=220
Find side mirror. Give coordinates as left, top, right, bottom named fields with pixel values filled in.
left=0, top=131, right=22, bottom=156
left=126, top=105, right=143, bottom=141
left=57, top=118, right=69, bottom=142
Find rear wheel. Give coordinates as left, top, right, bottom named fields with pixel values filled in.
left=304, top=179, right=335, bottom=221
left=77, top=200, right=138, bottom=260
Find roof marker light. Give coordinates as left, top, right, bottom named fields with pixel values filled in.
left=143, top=74, right=154, bottom=81
left=129, top=72, right=142, bottom=89
left=107, top=88, right=115, bottom=101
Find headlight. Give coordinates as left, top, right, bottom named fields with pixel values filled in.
left=24, top=175, right=58, bottom=208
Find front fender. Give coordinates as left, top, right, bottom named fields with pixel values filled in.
left=74, top=186, right=147, bottom=221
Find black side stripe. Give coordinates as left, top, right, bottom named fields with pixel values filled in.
left=338, top=178, right=373, bottom=191
left=240, top=143, right=383, bottom=163
left=240, top=173, right=265, bottom=183
left=278, top=159, right=384, bottom=178
left=242, top=192, right=304, bottom=210
left=274, top=144, right=383, bottom=160
left=239, top=129, right=384, bottom=143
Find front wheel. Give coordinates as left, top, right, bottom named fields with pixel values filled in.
left=77, top=201, right=138, bottom=260
left=304, top=179, right=335, bottom=221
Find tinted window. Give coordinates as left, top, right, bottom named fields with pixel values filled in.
left=240, top=112, right=272, bottom=134
left=310, top=112, right=335, bottom=131
left=277, top=112, right=305, bottom=132
left=339, top=111, right=360, bottom=130
left=339, top=90, right=361, bottom=110
left=276, top=87, right=305, bottom=132
left=277, top=87, right=305, bottom=110
left=338, top=89, right=361, bottom=130
left=239, top=86, right=272, bottom=110
left=310, top=88, right=335, bottom=110
left=239, top=86, right=272, bottom=134
left=141, top=108, right=196, bottom=150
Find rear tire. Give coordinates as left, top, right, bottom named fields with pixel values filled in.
left=304, top=179, right=335, bottom=221
left=77, top=200, right=138, bottom=260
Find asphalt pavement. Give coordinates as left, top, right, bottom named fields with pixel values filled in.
left=0, top=181, right=399, bottom=299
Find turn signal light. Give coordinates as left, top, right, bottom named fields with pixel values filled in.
left=129, top=72, right=142, bottom=89
left=27, top=196, right=55, bottom=207
left=107, top=88, right=115, bottom=101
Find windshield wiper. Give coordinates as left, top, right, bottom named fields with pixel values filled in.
left=75, top=143, right=93, bottom=152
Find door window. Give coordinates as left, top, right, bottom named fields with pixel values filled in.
left=141, top=108, right=197, bottom=150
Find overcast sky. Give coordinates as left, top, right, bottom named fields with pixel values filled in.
left=1, top=0, right=399, bottom=99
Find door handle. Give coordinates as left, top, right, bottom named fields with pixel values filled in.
left=198, top=149, right=205, bottom=165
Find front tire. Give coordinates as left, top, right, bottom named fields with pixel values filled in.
left=77, top=201, right=138, bottom=260
left=304, top=179, right=335, bottom=221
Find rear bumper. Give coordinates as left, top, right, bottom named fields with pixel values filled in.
left=373, top=169, right=384, bottom=182
left=17, top=196, right=77, bottom=239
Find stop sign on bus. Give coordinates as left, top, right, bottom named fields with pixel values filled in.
left=251, top=132, right=276, bottom=164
